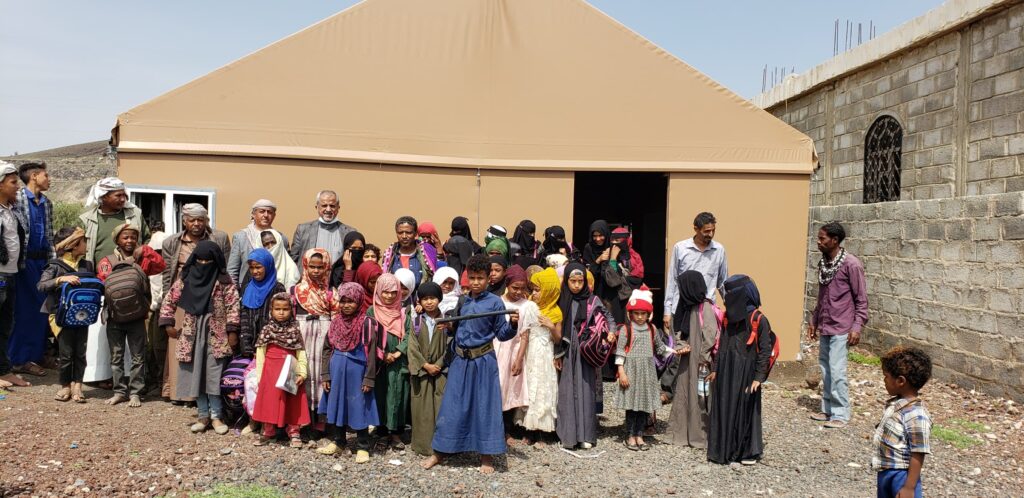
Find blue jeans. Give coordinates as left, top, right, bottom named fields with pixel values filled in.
left=819, top=334, right=850, bottom=422
left=196, top=393, right=224, bottom=420
left=877, top=469, right=922, bottom=498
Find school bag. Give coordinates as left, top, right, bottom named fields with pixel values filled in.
left=579, top=296, right=613, bottom=368
left=55, top=271, right=105, bottom=328
left=697, top=301, right=725, bottom=358
left=220, top=356, right=252, bottom=424
left=723, top=309, right=780, bottom=378
left=103, top=260, right=151, bottom=322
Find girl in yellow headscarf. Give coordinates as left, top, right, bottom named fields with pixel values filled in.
left=512, top=268, right=563, bottom=444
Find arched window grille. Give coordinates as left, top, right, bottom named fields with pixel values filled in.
left=863, top=115, right=903, bottom=203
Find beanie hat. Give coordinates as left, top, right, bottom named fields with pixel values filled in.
left=626, top=285, right=654, bottom=313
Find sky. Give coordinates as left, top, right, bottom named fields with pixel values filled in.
left=0, top=0, right=942, bottom=156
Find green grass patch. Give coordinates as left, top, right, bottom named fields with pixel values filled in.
left=848, top=351, right=881, bottom=366
left=198, top=484, right=284, bottom=498
left=932, top=424, right=982, bottom=449
left=949, top=418, right=988, bottom=432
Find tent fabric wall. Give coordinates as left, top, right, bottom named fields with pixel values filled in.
left=116, top=153, right=575, bottom=252
left=666, top=172, right=810, bottom=361
left=114, top=0, right=816, bottom=174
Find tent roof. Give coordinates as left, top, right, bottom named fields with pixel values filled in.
left=114, top=0, right=816, bottom=174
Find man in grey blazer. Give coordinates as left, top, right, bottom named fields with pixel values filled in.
left=290, top=190, right=356, bottom=270
left=227, top=199, right=289, bottom=284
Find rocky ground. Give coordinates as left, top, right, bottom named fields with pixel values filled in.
left=1, top=346, right=1021, bottom=497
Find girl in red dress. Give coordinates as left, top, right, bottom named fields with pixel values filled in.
left=252, top=293, right=310, bottom=447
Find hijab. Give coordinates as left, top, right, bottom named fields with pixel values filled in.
left=263, top=230, right=299, bottom=288
left=541, top=225, right=570, bottom=255
left=293, top=248, right=337, bottom=316
left=525, top=265, right=543, bottom=282
left=530, top=267, right=563, bottom=324
left=484, top=237, right=510, bottom=264
left=582, top=220, right=611, bottom=265
left=255, top=293, right=304, bottom=350
left=723, top=274, right=761, bottom=324
left=179, top=240, right=226, bottom=316
left=557, top=262, right=592, bottom=332
left=504, top=265, right=528, bottom=287
left=327, top=282, right=366, bottom=352
left=488, top=255, right=508, bottom=294
left=329, top=231, right=366, bottom=288
left=355, top=263, right=383, bottom=312
left=242, top=248, right=278, bottom=309
left=450, top=216, right=473, bottom=240
left=394, top=267, right=417, bottom=304
left=673, top=270, right=709, bottom=340
left=511, top=220, right=537, bottom=255
left=372, top=273, right=405, bottom=339
left=432, top=266, right=462, bottom=314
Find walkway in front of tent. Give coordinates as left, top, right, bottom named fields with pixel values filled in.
left=2, top=344, right=1019, bottom=496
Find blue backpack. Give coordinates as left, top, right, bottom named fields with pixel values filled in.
left=55, top=272, right=105, bottom=328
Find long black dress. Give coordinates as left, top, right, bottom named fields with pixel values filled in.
left=707, top=312, right=773, bottom=464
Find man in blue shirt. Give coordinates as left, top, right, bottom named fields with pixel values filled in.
left=423, top=254, right=517, bottom=474
left=10, top=162, right=54, bottom=377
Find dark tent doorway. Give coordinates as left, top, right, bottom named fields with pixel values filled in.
left=572, top=172, right=669, bottom=321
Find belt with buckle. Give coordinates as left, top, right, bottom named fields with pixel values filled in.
left=454, top=342, right=494, bottom=360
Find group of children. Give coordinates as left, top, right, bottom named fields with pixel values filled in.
left=35, top=217, right=934, bottom=492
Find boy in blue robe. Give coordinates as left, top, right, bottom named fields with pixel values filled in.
left=421, top=254, right=517, bottom=474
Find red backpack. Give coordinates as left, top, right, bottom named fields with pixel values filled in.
left=723, top=309, right=780, bottom=378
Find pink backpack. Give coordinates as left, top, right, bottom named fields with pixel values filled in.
left=698, top=301, right=725, bottom=358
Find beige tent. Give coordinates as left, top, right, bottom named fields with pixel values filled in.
left=113, top=0, right=816, bottom=359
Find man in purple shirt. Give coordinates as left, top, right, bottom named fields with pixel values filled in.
left=808, top=222, right=868, bottom=428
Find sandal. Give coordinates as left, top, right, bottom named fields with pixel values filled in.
left=253, top=436, right=271, bottom=446
left=13, top=362, right=46, bottom=377
left=290, top=437, right=304, bottom=448
left=55, top=387, right=72, bottom=402
left=71, top=383, right=86, bottom=403
left=639, top=443, right=651, bottom=451
left=624, top=440, right=640, bottom=451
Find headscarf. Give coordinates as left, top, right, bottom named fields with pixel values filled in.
left=511, top=220, right=537, bottom=255
left=244, top=199, right=278, bottom=249
left=394, top=267, right=417, bottom=303
left=416, top=281, right=443, bottom=301
left=525, top=265, right=543, bottom=282
left=450, top=216, right=473, bottom=240
left=178, top=240, right=226, bottom=315
left=485, top=225, right=507, bottom=244
left=264, top=230, right=299, bottom=288
left=255, top=293, right=304, bottom=350
left=541, top=226, right=569, bottom=254
left=611, top=227, right=644, bottom=278
left=545, top=253, right=568, bottom=270
left=432, top=266, right=462, bottom=314
left=181, top=203, right=209, bottom=220
left=484, top=238, right=510, bottom=263
left=372, top=273, right=405, bottom=339
left=530, top=267, right=563, bottom=324
left=558, top=262, right=592, bottom=332
left=673, top=270, right=708, bottom=339
left=330, top=231, right=366, bottom=287
left=418, top=221, right=439, bottom=241
left=55, top=227, right=86, bottom=254
left=293, top=248, right=336, bottom=316
left=85, top=177, right=126, bottom=208
left=582, top=220, right=611, bottom=265
left=355, top=263, right=383, bottom=312
left=504, top=265, right=528, bottom=287
left=723, top=274, right=761, bottom=324
left=327, top=282, right=367, bottom=352
left=488, top=255, right=508, bottom=294
left=242, top=248, right=278, bottom=309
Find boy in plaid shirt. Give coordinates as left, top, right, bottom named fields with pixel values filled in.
left=872, top=347, right=932, bottom=498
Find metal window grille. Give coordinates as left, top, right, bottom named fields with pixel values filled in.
left=863, top=115, right=902, bottom=203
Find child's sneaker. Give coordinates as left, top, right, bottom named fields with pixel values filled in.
left=355, top=450, right=370, bottom=464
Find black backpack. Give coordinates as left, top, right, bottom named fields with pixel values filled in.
left=104, top=259, right=151, bottom=322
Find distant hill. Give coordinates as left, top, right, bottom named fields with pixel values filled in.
left=1, top=140, right=116, bottom=204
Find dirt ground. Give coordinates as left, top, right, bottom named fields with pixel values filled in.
left=1, top=346, right=1021, bottom=497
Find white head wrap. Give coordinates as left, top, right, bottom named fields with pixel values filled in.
left=394, top=268, right=416, bottom=294
left=85, top=177, right=126, bottom=208
left=251, top=199, right=277, bottom=212
left=181, top=203, right=209, bottom=220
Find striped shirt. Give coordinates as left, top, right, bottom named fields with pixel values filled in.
left=872, top=396, right=931, bottom=471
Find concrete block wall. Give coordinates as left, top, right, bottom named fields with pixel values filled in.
left=806, top=192, right=1024, bottom=401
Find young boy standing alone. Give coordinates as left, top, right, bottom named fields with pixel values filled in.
left=422, top=254, right=517, bottom=474
left=873, top=347, right=932, bottom=498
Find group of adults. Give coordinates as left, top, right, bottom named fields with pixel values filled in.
left=0, top=166, right=869, bottom=447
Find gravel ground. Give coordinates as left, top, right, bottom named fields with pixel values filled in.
left=1, top=346, right=1021, bottom=497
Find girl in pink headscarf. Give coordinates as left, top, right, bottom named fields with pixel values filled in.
left=365, top=273, right=412, bottom=449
